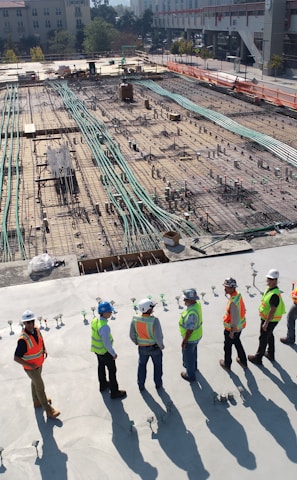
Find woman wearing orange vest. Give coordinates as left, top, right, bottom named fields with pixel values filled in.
left=219, top=277, right=247, bottom=371
left=14, top=310, right=60, bottom=418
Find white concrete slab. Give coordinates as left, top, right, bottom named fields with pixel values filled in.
left=1, top=244, right=297, bottom=479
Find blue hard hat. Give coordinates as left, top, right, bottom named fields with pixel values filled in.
left=98, top=301, right=114, bottom=314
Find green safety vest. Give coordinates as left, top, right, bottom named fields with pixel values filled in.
left=259, top=287, right=286, bottom=322
left=90, top=317, right=113, bottom=354
left=179, top=302, right=203, bottom=342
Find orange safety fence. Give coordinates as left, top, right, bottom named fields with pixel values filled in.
left=167, top=61, right=297, bottom=110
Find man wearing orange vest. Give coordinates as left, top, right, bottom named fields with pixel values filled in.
left=219, top=277, right=247, bottom=371
left=14, top=310, right=60, bottom=418
left=130, top=298, right=164, bottom=391
left=280, top=285, right=297, bottom=345
left=248, top=269, right=286, bottom=365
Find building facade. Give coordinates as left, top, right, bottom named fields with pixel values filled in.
left=131, top=0, right=297, bottom=72
left=0, top=0, right=91, bottom=53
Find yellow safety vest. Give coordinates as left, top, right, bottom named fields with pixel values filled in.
left=132, top=315, right=156, bottom=346
left=259, top=287, right=286, bottom=322
left=179, top=302, right=203, bottom=342
left=90, top=317, right=113, bottom=354
left=223, top=292, right=246, bottom=331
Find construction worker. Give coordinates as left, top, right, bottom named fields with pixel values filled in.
left=280, top=284, right=297, bottom=345
left=219, top=277, right=247, bottom=371
left=129, top=298, right=164, bottom=391
left=14, top=310, right=60, bottom=419
left=91, top=301, right=126, bottom=399
left=248, top=269, right=286, bottom=365
left=179, top=288, right=203, bottom=382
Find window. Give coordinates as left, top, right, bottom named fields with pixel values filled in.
left=16, top=9, right=22, bottom=17
left=3, top=9, right=9, bottom=17
left=4, top=21, right=11, bottom=32
left=32, top=8, right=38, bottom=17
left=33, top=20, right=39, bottom=28
left=57, top=19, right=63, bottom=28
left=45, top=19, right=51, bottom=28
left=76, top=19, right=82, bottom=27
left=17, top=21, right=24, bottom=31
left=56, top=7, right=62, bottom=15
left=44, top=8, right=49, bottom=16
left=75, top=7, right=81, bottom=17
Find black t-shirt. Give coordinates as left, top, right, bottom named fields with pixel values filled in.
left=269, top=288, right=280, bottom=308
left=14, top=328, right=40, bottom=358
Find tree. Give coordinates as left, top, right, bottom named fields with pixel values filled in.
left=48, top=31, right=75, bottom=54
left=270, top=54, right=284, bottom=79
left=30, top=46, right=44, bottom=61
left=137, top=9, right=153, bottom=41
left=3, top=49, right=17, bottom=63
left=117, top=10, right=137, bottom=33
left=199, top=46, right=212, bottom=68
left=91, top=4, right=117, bottom=26
left=83, top=17, right=118, bottom=53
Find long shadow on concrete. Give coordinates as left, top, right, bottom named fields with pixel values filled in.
left=230, top=368, right=297, bottom=463
left=191, top=372, right=257, bottom=470
left=35, top=409, right=68, bottom=479
left=141, top=388, right=209, bottom=480
left=102, top=395, right=158, bottom=479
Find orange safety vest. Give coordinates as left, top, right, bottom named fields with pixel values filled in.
left=223, top=292, right=246, bottom=331
left=291, top=288, right=297, bottom=305
left=19, top=328, right=45, bottom=370
left=132, top=315, right=156, bottom=346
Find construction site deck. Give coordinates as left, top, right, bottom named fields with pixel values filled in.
left=1, top=60, right=297, bottom=277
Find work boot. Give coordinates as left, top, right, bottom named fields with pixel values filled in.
left=110, top=390, right=126, bottom=399
left=46, top=406, right=60, bottom=419
left=219, top=359, right=231, bottom=371
left=280, top=337, right=294, bottom=345
left=34, top=398, right=52, bottom=408
left=248, top=354, right=262, bottom=365
left=264, top=352, right=275, bottom=362
left=236, top=358, right=248, bottom=369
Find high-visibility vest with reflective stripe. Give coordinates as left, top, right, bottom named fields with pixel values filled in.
left=91, top=317, right=113, bottom=354
left=259, top=287, right=286, bottom=322
left=132, top=315, right=156, bottom=346
left=223, top=292, right=246, bottom=331
left=19, top=329, right=45, bottom=370
left=179, top=302, right=203, bottom=342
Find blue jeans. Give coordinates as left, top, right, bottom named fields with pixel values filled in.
left=182, top=341, right=198, bottom=381
left=137, top=345, right=163, bottom=388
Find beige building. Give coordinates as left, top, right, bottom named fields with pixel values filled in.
left=0, top=0, right=91, bottom=52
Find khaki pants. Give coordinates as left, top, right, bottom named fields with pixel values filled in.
left=25, top=366, right=50, bottom=411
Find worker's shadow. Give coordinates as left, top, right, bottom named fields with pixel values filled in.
left=191, top=372, right=256, bottom=470
left=259, top=361, right=297, bottom=409
left=140, top=388, right=209, bottom=480
left=230, top=368, right=297, bottom=463
left=102, top=395, right=157, bottom=480
left=34, top=409, right=68, bottom=479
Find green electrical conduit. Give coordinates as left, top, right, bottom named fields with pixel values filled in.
left=48, top=80, right=202, bottom=253
left=134, top=80, right=297, bottom=168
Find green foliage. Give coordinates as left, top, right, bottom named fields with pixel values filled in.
left=83, top=17, right=118, bottom=53
left=117, top=10, right=137, bottom=33
left=3, top=49, right=17, bottom=63
left=91, top=4, right=117, bottom=26
left=48, top=30, right=75, bottom=54
left=30, top=46, right=44, bottom=61
left=270, top=54, right=284, bottom=78
left=170, top=41, right=180, bottom=55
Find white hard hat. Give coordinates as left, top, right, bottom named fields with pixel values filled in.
left=138, top=298, right=156, bottom=313
left=266, top=269, right=279, bottom=279
left=21, top=310, right=36, bottom=322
